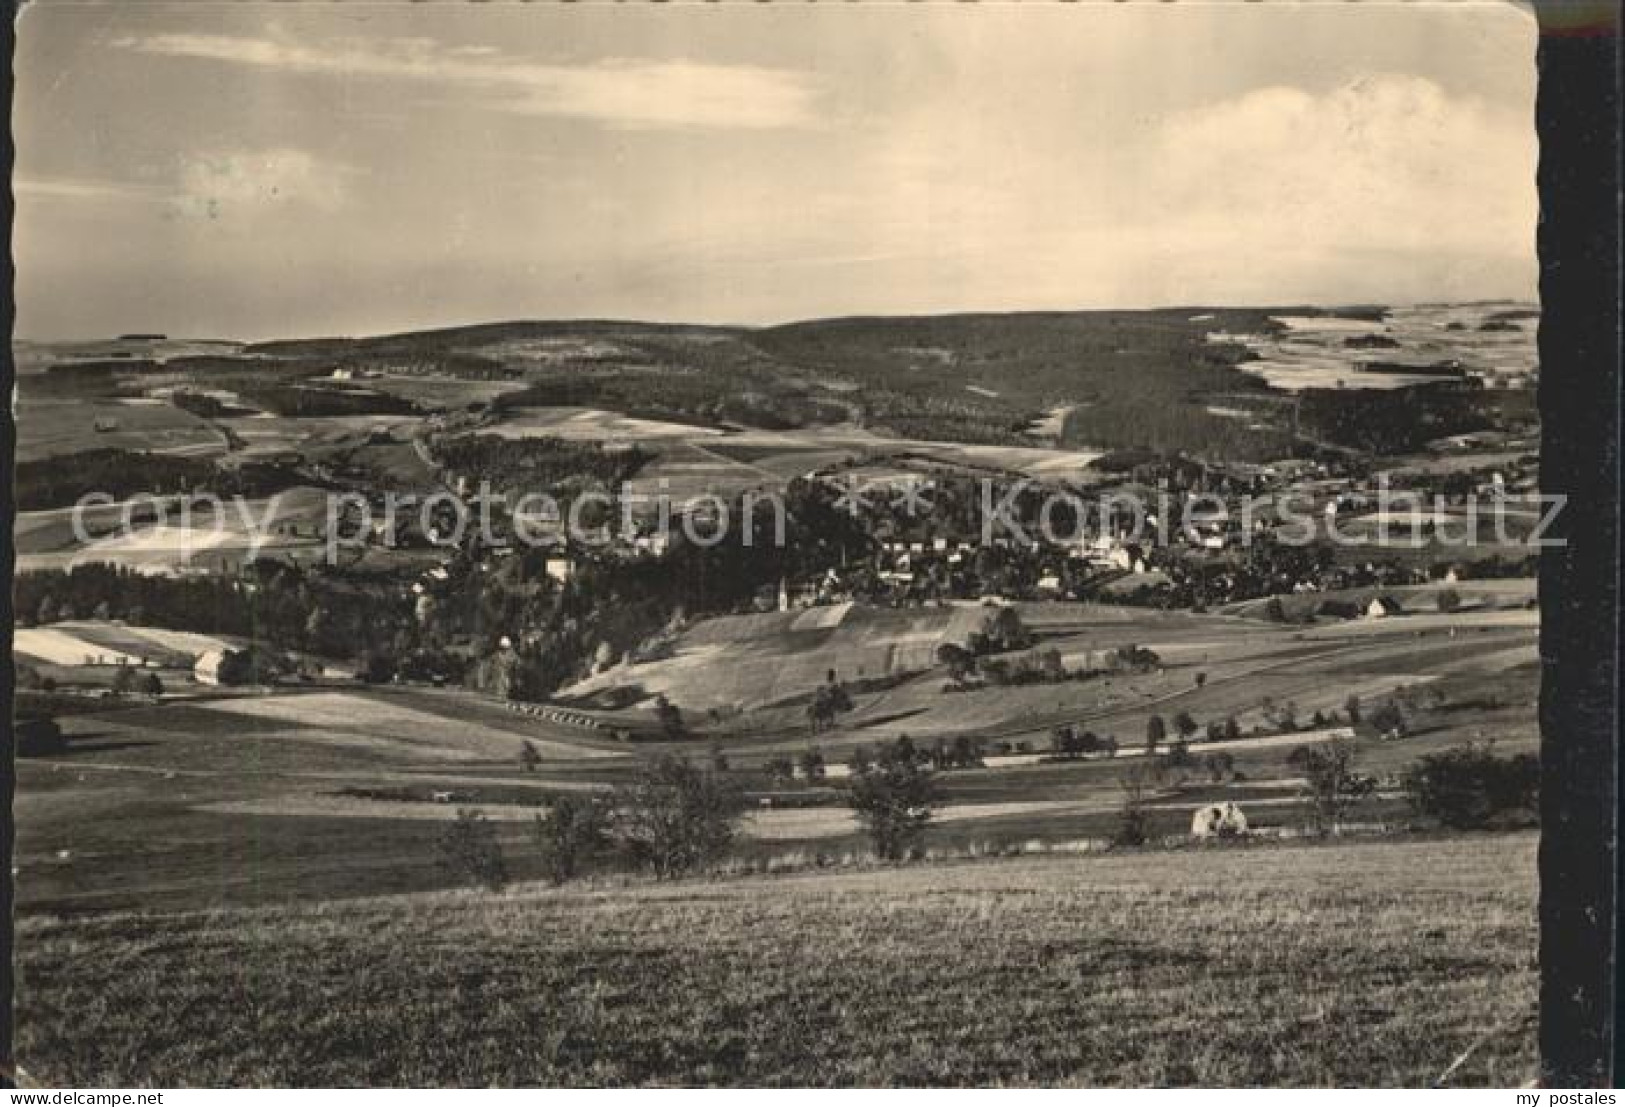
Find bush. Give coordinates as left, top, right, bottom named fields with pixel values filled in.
left=1402, top=744, right=1538, bottom=829
left=847, top=738, right=938, bottom=860
left=1365, top=700, right=1408, bottom=739
left=613, top=754, right=744, bottom=877
left=1145, top=714, right=1166, bottom=754
left=798, top=746, right=827, bottom=782
left=533, top=794, right=610, bottom=884
left=437, top=809, right=509, bottom=892
left=519, top=740, right=542, bottom=772
left=1435, top=588, right=1462, bottom=613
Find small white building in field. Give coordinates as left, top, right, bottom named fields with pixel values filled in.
left=1365, top=595, right=1404, bottom=619
left=1191, top=803, right=1248, bottom=839
left=193, top=650, right=226, bottom=685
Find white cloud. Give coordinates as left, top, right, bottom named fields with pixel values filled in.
left=114, top=32, right=822, bottom=131
left=1139, top=74, right=1535, bottom=270
left=169, top=148, right=349, bottom=221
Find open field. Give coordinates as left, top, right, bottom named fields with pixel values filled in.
left=11, top=592, right=1537, bottom=917
left=567, top=602, right=1004, bottom=711
left=14, top=487, right=335, bottom=575
left=1212, top=303, right=1537, bottom=392
left=569, top=595, right=1537, bottom=746
left=1220, top=578, right=1537, bottom=622
left=16, top=397, right=227, bottom=462
left=14, top=833, right=1535, bottom=1086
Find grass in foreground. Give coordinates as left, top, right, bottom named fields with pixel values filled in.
left=16, top=833, right=1535, bottom=1087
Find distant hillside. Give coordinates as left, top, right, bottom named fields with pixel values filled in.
left=27, top=304, right=1532, bottom=462
left=244, top=319, right=743, bottom=358
left=240, top=307, right=1300, bottom=457
left=749, top=307, right=1294, bottom=455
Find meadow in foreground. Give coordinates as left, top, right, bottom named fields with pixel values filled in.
left=16, top=832, right=1535, bottom=1087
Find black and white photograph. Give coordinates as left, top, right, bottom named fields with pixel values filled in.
left=4, top=0, right=1618, bottom=1089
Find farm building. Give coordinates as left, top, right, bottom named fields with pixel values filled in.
left=1190, top=803, right=1247, bottom=839
left=1365, top=595, right=1405, bottom=619
left=194, top=650, right=227, bottom=685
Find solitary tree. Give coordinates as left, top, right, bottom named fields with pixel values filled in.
left=847, top=738, right=937, bottom=861
left=140, top=672, right=165, bottom=699
left=798, top=746, right=827, bottom=783
left=654, top=695, right=686, bottom=740
left=1145, top=714, right=1167, bottom=755
left=111, top=663, right=140, bottom=698
left=437, top=809, right=509, bottom=892
left=949, top=734, right=983, bottom=769
left=1366, top=701, right=1408, bottom=740
left=936, top=642, right=976, bottom=684
left=612, top=754, right=744, bottom=878
left=1172, top=711, right=1199, bottom=741
left=847, top=744, right=874, bottom=777
left=764, top=754, right=796, bottom=785
left=1291, top=739, right=1377, bottom=835
left=533, top=793, right=610, bottom=884
left=519, top=739, right=542, bottom=773
left=1115, top=763, right=1156, bottom=846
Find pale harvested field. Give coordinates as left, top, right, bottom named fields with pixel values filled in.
left=485, top=406, right=721, bottom=441
left=16, top=397, right=225, bottom=462
left=14, top=627, right=147, bottom=668
left=192, top=692, right=623, bottom=762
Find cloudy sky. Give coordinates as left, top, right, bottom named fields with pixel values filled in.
left=14, top=2, right=1536, bottom=341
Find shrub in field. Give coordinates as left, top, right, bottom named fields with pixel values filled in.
left=533, top=794, right=611, bottom=884
left=1365, top=700, right=1408, bottom=740
left=654, top=695, right=686, bottom=740
left=437, top=809, right=509, bottom=892
left=1145, top=714, right=1166, bottom=755
left=1402, top=744, right=1538, bottom=829
left=1435, top=588, right=1462, bottom=613
left=847, top=738, right=938, bottom=861
left=798, top=746, right=827, bottom=782
left=765, top=754, right=796, bottom=785
left=708, top=743, right=730, bottom=774
left=1290, top=740, right=1377, bottom=835
left=613, top=754, right=745, bottom=878
left=1344, top=695, right=1363, bottom=724
left=111, top=663, right=140, bottom=698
